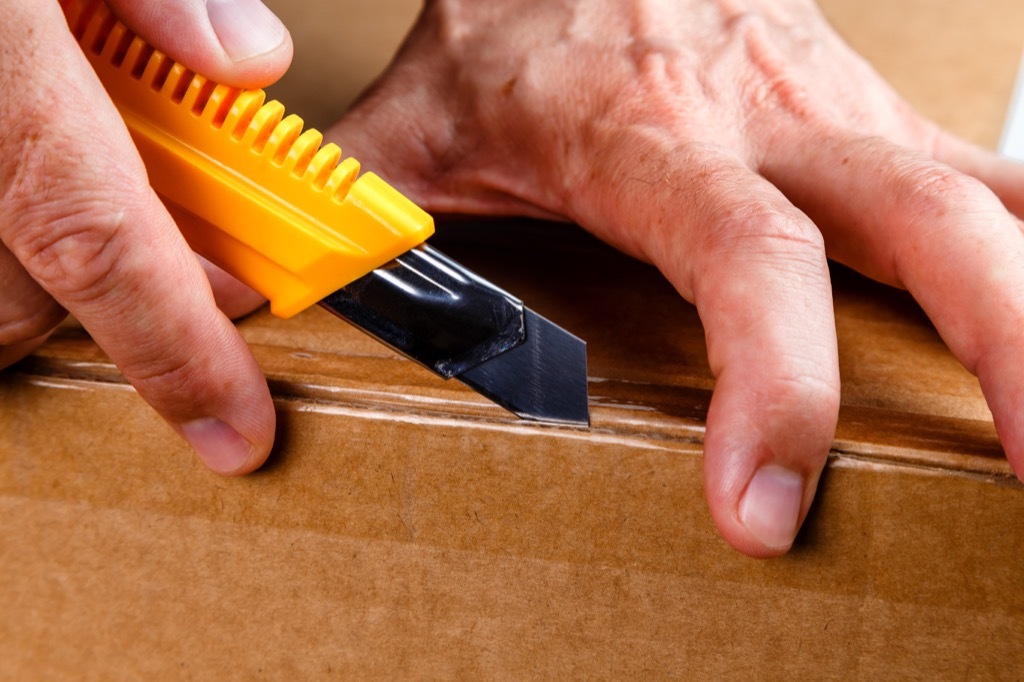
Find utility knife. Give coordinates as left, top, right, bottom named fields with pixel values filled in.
left=63, top=0, right=589, bottom=426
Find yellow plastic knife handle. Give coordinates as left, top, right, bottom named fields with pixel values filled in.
left=62, top=0, right=434, bottom=318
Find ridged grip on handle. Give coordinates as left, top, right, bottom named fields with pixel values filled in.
left=62, top=0, right=434, bottom=318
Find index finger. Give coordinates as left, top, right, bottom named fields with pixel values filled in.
left=571, top=136, right=840, bottom=556
left=0, top=1, right=275, bottom=474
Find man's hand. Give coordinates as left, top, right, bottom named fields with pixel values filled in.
left=0, top=0, right=292, bottom=474
left=326, top=0, right=1024, bottom=556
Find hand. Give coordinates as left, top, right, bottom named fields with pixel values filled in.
left=0, top=0, right=293, bottom=474
left=326, top=0, right=1024, bottom=556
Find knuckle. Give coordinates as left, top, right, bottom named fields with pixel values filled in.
left=892, top=163, right=990, bottom=223
left=121, top=351, right=207, bottom=413
left=7, top=199, right=132, bottom=305
left=1, top=106, right=150, bottom=308
left=764, top=370, right=842, bottom=435
left=773, top=370, right=841, bottom=414
left=705, top=205, right=825, bottom=259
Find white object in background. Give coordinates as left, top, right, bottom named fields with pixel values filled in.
left=999, top=53, right=1024, bottom=161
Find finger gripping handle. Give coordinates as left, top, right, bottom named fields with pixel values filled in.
left=62, top=0, right=434, bottom=318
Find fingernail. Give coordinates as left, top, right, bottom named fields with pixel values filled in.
left=207, top=0, right=287, bottom=62
left=739, top=465, right=805, bottom=550
left=180, top=417, right=255, bottom=474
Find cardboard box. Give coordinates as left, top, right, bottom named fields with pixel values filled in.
left=3, top=0, right=1023, bottom=677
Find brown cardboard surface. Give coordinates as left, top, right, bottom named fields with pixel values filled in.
left=3, top=0, right=1024, bottom=679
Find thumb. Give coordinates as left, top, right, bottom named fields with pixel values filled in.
left=106, top=0, right=292, bottom=88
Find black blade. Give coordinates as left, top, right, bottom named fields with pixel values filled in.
left=319, top=245, right=589, bottom=426
left=458, top=308, right=589, bottom=426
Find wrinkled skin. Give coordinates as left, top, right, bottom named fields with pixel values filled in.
left=2, top=0, right=1023, bottom=557
left=0, top=0, right=291, bottom=475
